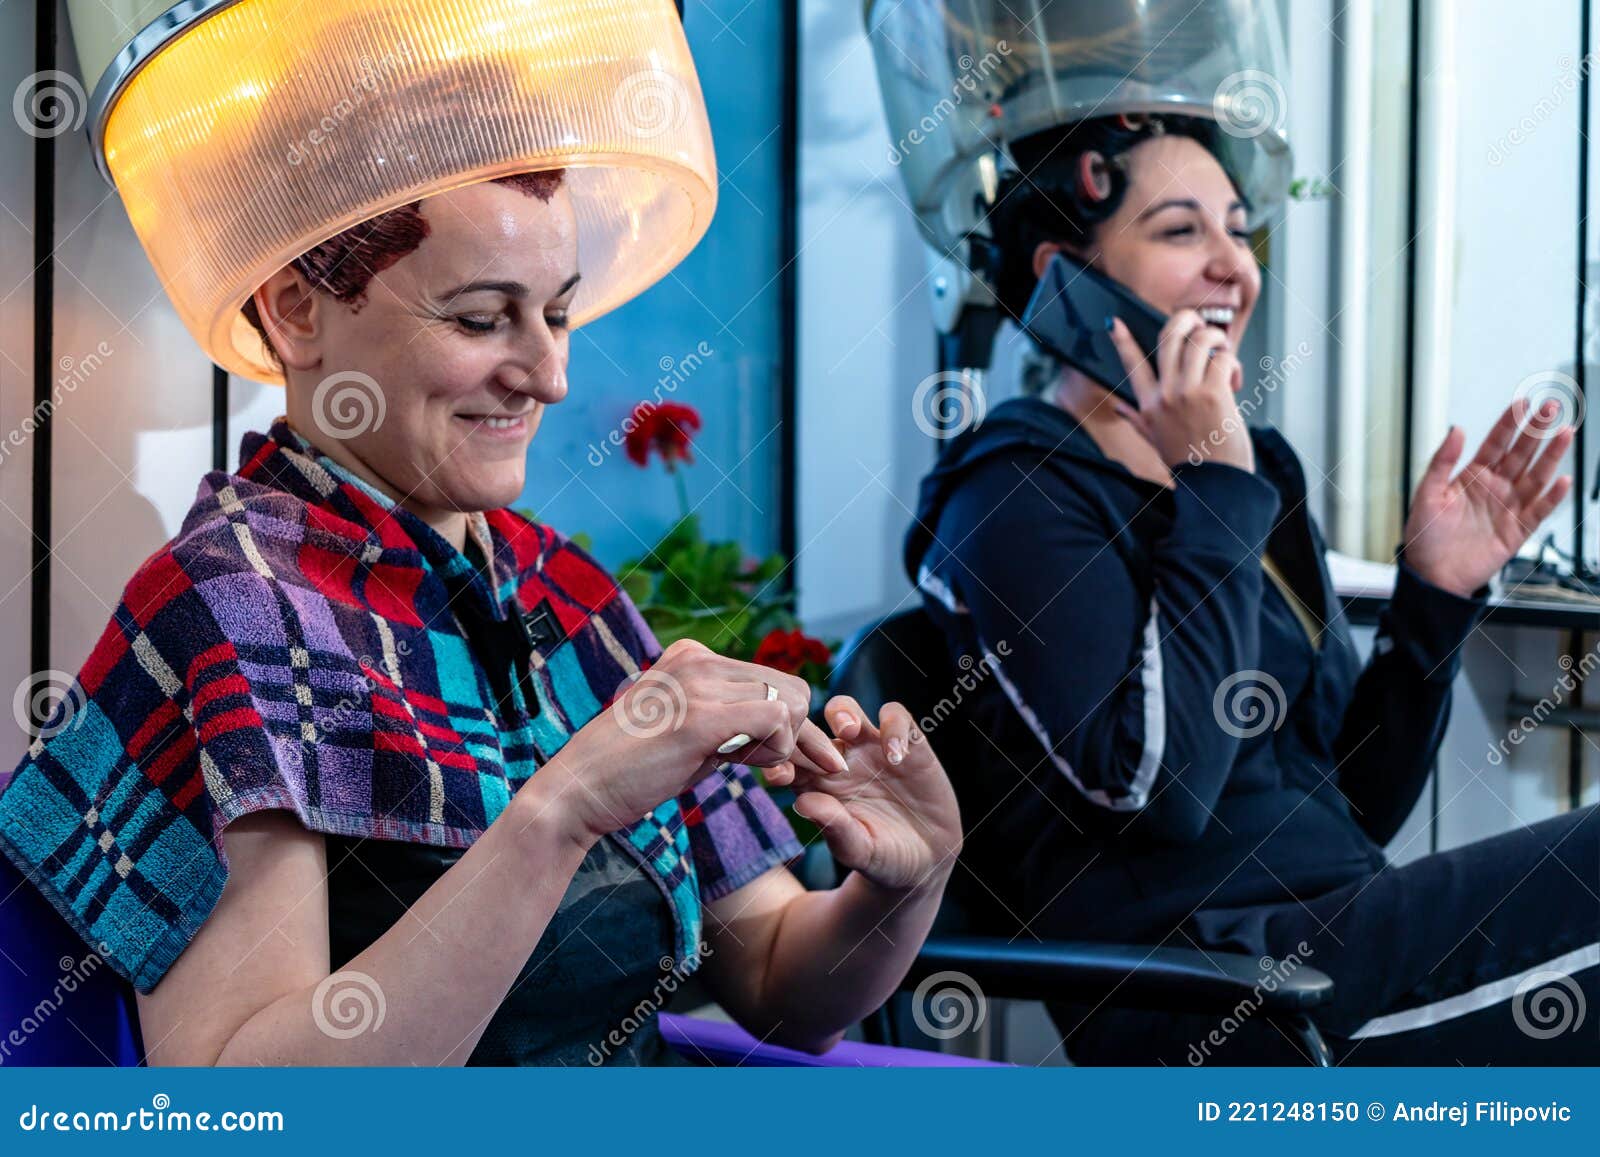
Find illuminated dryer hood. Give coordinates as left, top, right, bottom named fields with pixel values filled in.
left=66, top=0, right=718, bottom=384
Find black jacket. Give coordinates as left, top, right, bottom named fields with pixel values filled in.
left=904, top=397, right=1488, bottom=942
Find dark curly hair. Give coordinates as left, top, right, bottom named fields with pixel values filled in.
left=986, top=114, right=1239, bottom=325
left=241, top=169, right=566, bottom=373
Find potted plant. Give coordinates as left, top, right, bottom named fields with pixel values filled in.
left=611, top=400, right=837, bottom=691
left=602, top=400, right=838, bottom=849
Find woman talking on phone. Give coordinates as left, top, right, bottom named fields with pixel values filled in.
left=0, top=2, right=963, bottom=1067
left=905, top=109, right=1599, bottom=1064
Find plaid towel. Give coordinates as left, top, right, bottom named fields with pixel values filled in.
left=0, top=416, right=801, bottom=993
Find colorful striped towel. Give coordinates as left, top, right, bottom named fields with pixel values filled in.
left=0, top=416, right=801, bottom=992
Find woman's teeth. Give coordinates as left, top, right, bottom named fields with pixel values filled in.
left=1198, top=306, right=1236, bottom=330
left=471, top=416, right=522, bottom=429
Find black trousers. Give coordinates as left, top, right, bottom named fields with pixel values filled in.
left=1052, top=804, right=1600, bottom=1065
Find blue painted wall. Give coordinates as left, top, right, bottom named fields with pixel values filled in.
left=517, top=2, right=786, bottom=572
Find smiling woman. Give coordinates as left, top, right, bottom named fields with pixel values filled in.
left=0, top=161, right=962, bottom=1066
left=234, top=175, right=582, bottom=545
left=908, top=108, right=1596, bottom=1067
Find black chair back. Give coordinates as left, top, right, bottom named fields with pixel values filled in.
left=830, top=607, right=1000, bottom=935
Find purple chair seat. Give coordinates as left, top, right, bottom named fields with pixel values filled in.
left=2, top=771, right=1002, bottom=1068
left=657, top=1011, right=1009, bottom=1067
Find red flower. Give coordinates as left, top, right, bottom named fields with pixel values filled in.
left=753, top=628, right=832, bottom=676
left=624, top=401, right=702, bottom=468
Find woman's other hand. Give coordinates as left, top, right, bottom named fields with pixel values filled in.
left=530, top=638, right=847, bottom=847
left=1404, top=398, right=1574, bottom=598
left=765, top=695, right=962, bottom=892
left=1107, top=309, right=1254, bottom=474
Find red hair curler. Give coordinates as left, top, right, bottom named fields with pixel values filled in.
left=1078, top=150, right=1114, bottom=202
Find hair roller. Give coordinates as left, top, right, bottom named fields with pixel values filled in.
left=1077, top=150, right=1114, bottom=202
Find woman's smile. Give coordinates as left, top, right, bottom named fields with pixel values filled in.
left=453, top=411, right=530, bottom=442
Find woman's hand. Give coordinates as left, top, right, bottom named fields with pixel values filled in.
left=765, top=695, right=962, bottom=892
left=530, top=639, right=848, bottom=846
left=1403, top=399, right=1574, bottom=598
left=1107, top=310, right=1254, bottom=473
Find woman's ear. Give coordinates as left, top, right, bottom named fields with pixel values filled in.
left=1031, top=239, right=1092, bottom=280
left=1031, top=240, right=1063, bottom=282
left=252, top=267, right=322, bottom=373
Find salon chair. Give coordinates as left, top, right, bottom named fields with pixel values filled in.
left=827, top=608, right=1336, bottom=1066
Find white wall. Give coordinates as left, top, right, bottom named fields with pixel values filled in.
left=44, top=33, right=219, bottom=683
left=1408, top=0, right=1597, bottom=850
left=1273, top=0, right=1341, bottom=531
left=1431, top=0, right=1581, bottom=558
left=795, top=0, right=936, bottom=643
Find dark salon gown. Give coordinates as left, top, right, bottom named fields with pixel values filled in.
left=322, top=534, right=693, bottom=1065
left=325, top=831, right=694, bottom=1066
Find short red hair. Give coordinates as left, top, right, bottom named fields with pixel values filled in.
left=240, top=169, right=566, bottom=370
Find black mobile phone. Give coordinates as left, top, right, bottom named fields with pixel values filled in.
left=1019, top=252, right=1168, bottom=408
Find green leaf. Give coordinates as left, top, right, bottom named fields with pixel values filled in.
left=749, top=552, right=787, bottom=585
left=588, top=506, right=837, bottom=672
left=616, top=566, right=652, bottom=603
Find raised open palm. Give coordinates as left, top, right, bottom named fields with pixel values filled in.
left=1403, top=398, right=1574, bottom=598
